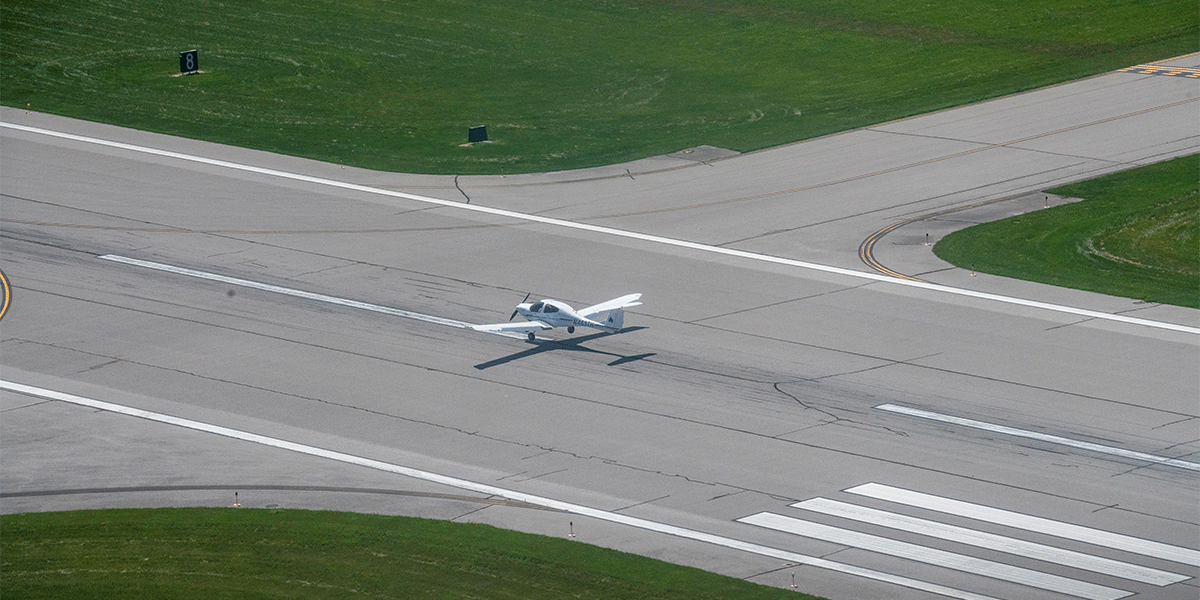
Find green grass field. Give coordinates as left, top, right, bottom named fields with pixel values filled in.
left=2, top=0, right=1195, bottom=174
left=3, top=2, right=1197, bottom=596
left=0, top=508, right=820, bottom=600
left=934, top=155, right=1199, bottom=308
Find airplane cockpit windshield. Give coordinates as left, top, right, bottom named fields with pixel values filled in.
left=529, top=302, right=545, bottom=312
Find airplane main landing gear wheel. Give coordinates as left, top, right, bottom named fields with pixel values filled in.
left=567, top=326, right=575, bottom=333
left=527, top=332, right=536, bottom=341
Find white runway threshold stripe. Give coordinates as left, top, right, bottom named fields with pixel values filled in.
left=0, top=380, right=1003, bottom=600
left=847, top=483, right=1200, bottom=567
left=4, top=121, right=1199, bottom=337
left=876, top=403, right=1200, bottom=472
left=791, top=498, right=1189, bottom=586
left=738, top=512, right=1132, bottom=600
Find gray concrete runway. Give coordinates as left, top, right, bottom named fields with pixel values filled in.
left=2, top=53, right=1197, bottom=600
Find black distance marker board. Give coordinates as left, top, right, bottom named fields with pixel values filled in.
left=180, top=50, right=199, bottom=74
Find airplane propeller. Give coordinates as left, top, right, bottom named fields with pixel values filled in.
left=509, top=292, right=531, bottom=321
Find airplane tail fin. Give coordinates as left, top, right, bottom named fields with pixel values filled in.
left=601, top=308, right=625, bottom=331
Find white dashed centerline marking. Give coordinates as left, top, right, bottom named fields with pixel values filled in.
left=876, top=404, right=1200, bottom=472
left=97, top=254, right=474, bottom=329
left=99, top=254, right=541, bottom=339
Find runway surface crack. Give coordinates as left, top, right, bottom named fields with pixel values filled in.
left=614, top=495, right=671, bottom=513
left=453, top=174, right=471, bottom=203
left=76, top=358, right=121, bottom=374
left=689, top=285, right=874, bottom=324
left=1153, top=416, right=1198, bottom=430
left=0, top=399, right=53, bottom=413
left=772, top=379, right=909, bottom=438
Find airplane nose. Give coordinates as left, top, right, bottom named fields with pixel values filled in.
left=510, top=303, right=533, bottom=320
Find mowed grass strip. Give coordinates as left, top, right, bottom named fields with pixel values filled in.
left=2, top=0, right=1195, bottom=174
left=933, top=155, right=1199, bottom=308
left=0, top=508, right=822, bottom=600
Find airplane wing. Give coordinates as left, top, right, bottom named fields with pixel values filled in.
left=471, top=321, right=553, bottom=334
left=579, top=293, right=642, bottom=318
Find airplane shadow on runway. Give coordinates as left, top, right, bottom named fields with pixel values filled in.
left=474, top=327, right=653, bottom=370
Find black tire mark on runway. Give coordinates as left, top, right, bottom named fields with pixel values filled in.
left=11, top=280, right=1196, bottom=525
left=14, top=228, right=1194, bottom=424
left=10, top=233, right=1195, bottom=529
left=11, top=229, right=1194, bottom=424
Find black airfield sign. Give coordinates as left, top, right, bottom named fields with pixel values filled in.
left=179, top=50, right=199, bottom=74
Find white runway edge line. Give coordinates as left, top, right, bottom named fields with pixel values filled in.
left=791, top=498, right=1189, bottom=586
left=847, top=483, right=1200, bottom=568
left=0, top=381, right=1006, bottom=600
left=97, top=254, right=474, bottom=330
left=4, top=121, right=1198, bottom=337
left=876, top=403, right=1200, bottom=472
left=738, top=512, right=1131, bottom=600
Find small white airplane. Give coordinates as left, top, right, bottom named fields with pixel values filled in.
left=472, top=293, right=642, bottom=340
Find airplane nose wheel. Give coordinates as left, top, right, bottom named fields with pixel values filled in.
left=567, top=326, right=575, bottom=333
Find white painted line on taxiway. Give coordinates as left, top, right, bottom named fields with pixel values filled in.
left=791, top=497, right=1189, bottom=586
left=97, top=254, right=475, bottom=329
left=738, top=512, right=1131, bottom=600
left=876, top=404, right=1200, bottom=472
left=4, top=121, right=1198, bottom=337
left=0, top=379, right=1002, bottom=600
left=847, top=483, right=1200, bottom=567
